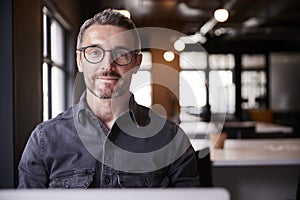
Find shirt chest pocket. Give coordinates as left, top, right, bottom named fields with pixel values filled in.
left=49, top=169, right=95, bottom=188
left=117, top=173, right=170, bottom=188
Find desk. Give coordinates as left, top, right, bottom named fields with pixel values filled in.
left=255, top=122, right=294, bottom=134
left=191, top=138, right=300, bottom=166
left=224, top=121, right=294, bottom=138
left=223, top=121, right=255, bottom=139
left=181, top=121, right=294, bottom=139
left=180, top=121, right=223, bottom=139
left=190, top=139, right=300, bottom=200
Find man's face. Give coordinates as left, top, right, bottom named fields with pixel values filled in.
left=76, top=24, right=142, bottom=99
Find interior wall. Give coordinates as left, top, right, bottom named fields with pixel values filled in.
left=0, top=0, right=14, bottom=188
left=48, top=0, right=81, bottom=27
left=45, top=0, right=81, bottom=106
left=13, top=0, right=43, bottom=187
left=151, top=49, right=180, bottom=119
left=270, top=52, right=300, bottom=112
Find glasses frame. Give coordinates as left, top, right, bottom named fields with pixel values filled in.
left=77, top=45, right=139, bottom=66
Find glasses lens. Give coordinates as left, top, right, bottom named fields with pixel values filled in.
left=84, top=47, right=104, bottom=64
left=113, top=49, right=133, bottom=66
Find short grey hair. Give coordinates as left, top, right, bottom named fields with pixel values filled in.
left=76, top=8, right=141, bottom=50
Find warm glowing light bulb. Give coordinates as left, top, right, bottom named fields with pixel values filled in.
left=163, top=51, right=175, bottom=62
left=214, top=8, right=229, bottom=22
left=174, top=39, right=185, bottom=51
left=118, top=10, right=131, bottom=19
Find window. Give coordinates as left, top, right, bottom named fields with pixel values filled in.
left=179, top=51, right=208, bottom=121
left=179, top=71, right=206, bottom=107
left=130, top=51, right=152, bottom=107
left=179, top=52, right=235, bottom=122
left=209, top=54, right=235, bottom=114
left=241, top=54, right=267, bottom=109
left=42, top=7, right=70, bottom=121
left=180, top=52, right=207, bottom=70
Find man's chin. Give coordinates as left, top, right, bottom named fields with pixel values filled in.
left=89, top=88, right=126, bottom=99
left=86, top=87, right=109, bottom=98
left=94, top=92, right=115, bottom=99
left=87, top=80, right=131, bottom=99
left=99, top=95, right=113, bottom=99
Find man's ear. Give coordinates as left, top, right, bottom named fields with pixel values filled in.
left=76, top=51, right=83, bottom=72
left=133, top=53, right=143, bottom=74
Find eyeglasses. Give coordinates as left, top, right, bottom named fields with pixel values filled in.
left=77, top=45, right=139, bottom=66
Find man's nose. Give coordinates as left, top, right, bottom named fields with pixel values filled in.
left=101, top=51, right=116, bottom=70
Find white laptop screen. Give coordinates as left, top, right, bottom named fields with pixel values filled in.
left=0, top=188, right=230, bottom=200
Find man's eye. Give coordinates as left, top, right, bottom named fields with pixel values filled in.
left=90, top=50, right=101, bottom=57
left=86, top=48, right=102, bottom=57
left=115, top=50, right=129, bottom=58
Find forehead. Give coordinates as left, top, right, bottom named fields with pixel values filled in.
left=82, top=24, right=136, bottom=49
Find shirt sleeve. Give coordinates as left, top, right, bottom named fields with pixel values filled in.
left=168, top=145, right=201, bottom=187
left=18, top=126, right=49, bottom=188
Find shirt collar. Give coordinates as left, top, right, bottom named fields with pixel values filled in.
left=74, top=91, right=149, bottom=126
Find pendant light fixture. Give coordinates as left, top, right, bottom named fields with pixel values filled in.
left=214, top=0, right=229, bottom=22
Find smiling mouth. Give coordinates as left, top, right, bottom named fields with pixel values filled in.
left=96, top=70, right=121, bottom=81
left=99, top=76, right=120, bottom=81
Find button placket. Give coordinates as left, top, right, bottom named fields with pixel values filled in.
left=104, top=176, right=110, bottom=185
left=100, top=137, right=115, bottom=187
left=64, top=179, right=70, bottom=188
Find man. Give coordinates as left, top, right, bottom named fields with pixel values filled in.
left=18, top=8, right=200, bottom=188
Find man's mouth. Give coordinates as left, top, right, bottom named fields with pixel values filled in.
left=98, top=76, right=120, bottom=81
left=96, top=71, right=121, bottom=81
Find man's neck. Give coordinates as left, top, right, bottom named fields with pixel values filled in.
left=86, top=90, right=131, bottom=130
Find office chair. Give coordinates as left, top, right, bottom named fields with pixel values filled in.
left=195, top=147, right=213, bottom=187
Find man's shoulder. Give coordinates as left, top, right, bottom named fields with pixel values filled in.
left=35, top=106, right=75, bottom=133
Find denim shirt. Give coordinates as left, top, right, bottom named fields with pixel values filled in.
left=18, top=92, right=200, bottom=188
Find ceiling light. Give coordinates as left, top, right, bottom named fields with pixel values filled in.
left=118, top=10, right=131, bottom=19
left=214, top=28, right=228, bottom=36
left=192, top=33, right=207, bottom=44
left=163, top=51, right=175, bottom=62
left=214, top=8, right=229, bottom=22
left=174, top=39, right=185, bottom=51
left=243, top=17, right=261, bottom=27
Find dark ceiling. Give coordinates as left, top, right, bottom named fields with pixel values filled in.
left=82, top=0, right=300, bottom=52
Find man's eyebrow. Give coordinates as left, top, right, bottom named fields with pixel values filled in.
left=113, top=45, right=132, bottom=49
left=78, top=44, right=100, bottom=49
left=86, top=44, right=101, bottom=47
left=81, top=44, right=133, bottom=50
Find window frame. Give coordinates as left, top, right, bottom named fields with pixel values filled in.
left=42, top=5, right=72, bottom=120
left=241, top=53, right=268, bottom=109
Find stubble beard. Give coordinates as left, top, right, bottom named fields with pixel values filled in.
left=87, top=77, right=129, bottom=99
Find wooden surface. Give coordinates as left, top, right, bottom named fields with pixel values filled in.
left=191, top=138, right=300, bottom=166
left=181, top=121, right=294, bottom=139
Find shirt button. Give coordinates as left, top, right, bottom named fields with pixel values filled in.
left=143, top=180, right=148, bottom=187
left=104, top=176, right=110, bottom=185
left=64, top=179, right=70, bottom=188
